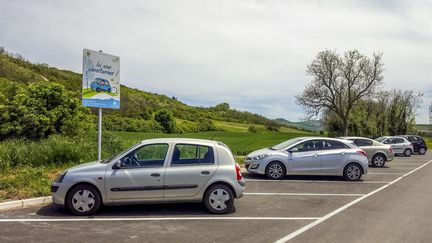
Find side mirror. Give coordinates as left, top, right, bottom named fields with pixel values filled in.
left=288, top=148, right=299, bottom=153
left=113, top=160, right=124, bottom=169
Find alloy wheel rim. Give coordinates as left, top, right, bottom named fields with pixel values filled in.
left=209, top=189, right=230, bottom=210
left=347, top=165, right=361, bottom=180
left=420, top=148, right=425, bottom=154
left=374, top=156, right=384, bottom=166
left=269, top=164, right=283, bottom=178
left=72, top=190, right=95, bottom=212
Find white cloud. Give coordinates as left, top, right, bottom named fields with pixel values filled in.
left=1, top=0, right=431, bottom=122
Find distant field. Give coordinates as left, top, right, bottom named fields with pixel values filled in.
left=114, top=130, right=315, bottom=156
left=213, top=120, right=308, bottom=133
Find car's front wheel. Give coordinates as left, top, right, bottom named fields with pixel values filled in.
left=404, top=149, right=412, bottom=157
left=343, top=163, right=362, bottom=181
left=265, top=161, right=286, bottom=180
left=204, top=184, right=234, bottom=214
left=66, top=184, right=101, bottom=216
left=96, top=88, right=101, bottom=92
left=419, top=147, right=426, bottom=155
left=372, top=154, right=386, bottom=167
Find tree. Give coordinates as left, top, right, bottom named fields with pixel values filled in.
left=296, top=49, right=384, bottom=136
left=155, top=110, right=176, bottom=133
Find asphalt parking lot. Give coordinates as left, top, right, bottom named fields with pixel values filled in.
left=1, top=153, right=431, bottom=243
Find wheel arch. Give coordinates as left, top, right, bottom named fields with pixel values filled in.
left=203, top=181, right=237, bottom=199
left=65, top=182, right=104, bottom=207
left=265, top=160, right=287, bottom=174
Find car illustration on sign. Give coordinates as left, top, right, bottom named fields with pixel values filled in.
left=90, top=78, right=112, bottom=93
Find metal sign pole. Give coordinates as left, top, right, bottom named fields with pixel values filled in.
left=98, top=108, right=102, bottom=160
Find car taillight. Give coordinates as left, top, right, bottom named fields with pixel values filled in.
left=235, top=163, right=243, bottom=181
left=357, top=150, right=367, bottom=157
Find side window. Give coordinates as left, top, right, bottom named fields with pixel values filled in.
left=122, top=144, right=168, bottom=168
left=394, top=138, right=404, bottom=144
left=383, top=139, right=391, bottom=144
left=171, top=144, right=214, bottom=166
left=408, top=136, right=418, bottom=142
left=292, top=140, right=322, bottom=152
left=323, top=140, right=349, bottom=150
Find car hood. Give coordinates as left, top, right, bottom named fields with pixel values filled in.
left=247, top=148, right=278, bottom=158
left=67, top=161, right=107, bottom=173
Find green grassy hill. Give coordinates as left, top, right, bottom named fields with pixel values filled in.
left=0, top=48, right=284, bottom=133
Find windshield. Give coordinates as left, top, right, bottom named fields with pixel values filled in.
left=375, top=137, right=386, bottom=142
left=100, top=142, right=141, bottom=164
left=271, top=138, right=305, bottom=150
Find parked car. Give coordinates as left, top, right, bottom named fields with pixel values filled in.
left=245, top=137, right=368, bottom=181
left=399, top=135, right=427, bottom=155
left=341, top=137, right=394, bottom=167
left=375, top=136, right=413, bottom=157
left=90, top=78, right=112, bottom=93
left=52, top=138, right=245, bottom=215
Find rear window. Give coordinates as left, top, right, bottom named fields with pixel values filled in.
left=323, top=140, right=349, bottom=150
left=355, top=139, right=373, bottom=147
left=171, top=144, right=214, bottom=166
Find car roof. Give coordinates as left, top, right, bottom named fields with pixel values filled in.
left=140, top=138, right=219, bottom=146
left=340, top=136, right=372, bottom=140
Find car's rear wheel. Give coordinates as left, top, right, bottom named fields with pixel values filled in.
left=404, top=149, right=412, bottom=157
left=265, top=161, right=286, bottom=180
left=372, top=154, right=386, bottom=167
left=204, top=184, right=234, bottom=214
left=66, top=184, right=101, bottom=216
left=108, top=88, right=111, bottom=93
left=343, top=163, right=362, bottom=181
left=419, top=147, right=426, bottom=155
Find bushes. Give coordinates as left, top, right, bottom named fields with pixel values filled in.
left=100, top=115, right=162, bottom=133
left=0, top=132, right=127, bottom=170
left=0, top=81, right=89, bottom=140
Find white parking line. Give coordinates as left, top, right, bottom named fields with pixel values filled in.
left=275, top=159, right=432, bottom=243
left=244, top=192, right=364, bottom=197
left=245, top=179, right=389, bottom=184
left=367, top=172, right=405, bottom=175
left=0, top=216, right=320, bottom=222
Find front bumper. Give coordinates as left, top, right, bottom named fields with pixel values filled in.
left=245, top=160, right=265, bottom=175
left=51, top=182, right=73, bottom=206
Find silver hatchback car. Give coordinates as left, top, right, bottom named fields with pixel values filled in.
left=52, top=138, right=245, bottom=215
left=245, top=137, right=368, bottom=181
left=375, top=136, right=414, bottom=157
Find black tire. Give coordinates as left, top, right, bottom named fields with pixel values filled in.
left=203, top=184, right=234, bottom=214
left=108, top=88, right=111, bottom=93
left=66, top=184, right=101, bottom=216
left=404, top=149, right=412, bottom=157
left=371, top=154, right=386, bottom=167
left=265, top=161, right=286, bottom=180
left=343, top=163, right=362, bottom=181
left=96, top=88, right=101, bottom=92
left=419, top=147, right=427, bottom=155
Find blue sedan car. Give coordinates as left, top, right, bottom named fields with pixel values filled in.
left=90, top=78, right=112, bottom=93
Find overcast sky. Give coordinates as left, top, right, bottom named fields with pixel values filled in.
left=1, top=0, right=431, bottom=123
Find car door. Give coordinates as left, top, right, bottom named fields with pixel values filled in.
left=163, top=143, right=217, bottom=198
left=287, top=140, right=322, bottom=174
left=320, top=140, right=349, bottom=174
left=391, top=138, right=405, bottom=154
left=105, top=143, right=170, bottom=200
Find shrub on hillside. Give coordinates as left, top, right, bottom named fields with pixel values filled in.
left=155, top=110, right=176, bottom=133
left=0, top=82, right=88, bottom=140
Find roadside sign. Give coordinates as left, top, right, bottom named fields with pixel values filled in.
left=82, top=49, right=120, bottom=109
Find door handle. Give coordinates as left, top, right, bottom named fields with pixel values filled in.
left=201, top=171, right=210, bottom=175
left=150, top=173, right=160, bottom=177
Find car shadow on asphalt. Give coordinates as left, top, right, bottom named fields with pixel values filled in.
left=243, top=173, right=361, bottom=182
left=36, top=202, right=236, bottom=217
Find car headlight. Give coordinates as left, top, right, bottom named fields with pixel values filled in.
left=54, top=170, right=68, bottom=183
left=252, top=154, right=268, bottom=160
